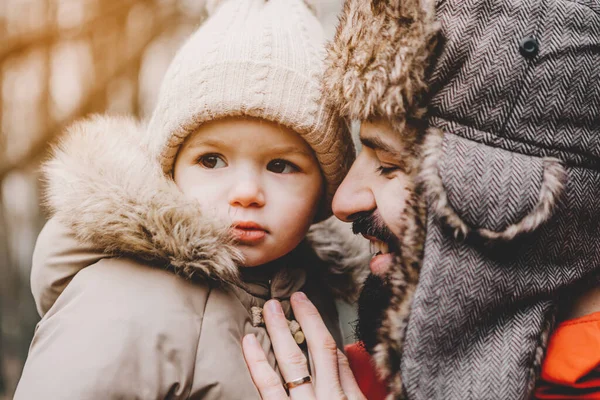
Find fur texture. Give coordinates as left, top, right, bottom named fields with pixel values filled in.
left=371, top=178, right=426, bottom=396
left=307, top=216, right=371, bottom=302
left=323, top=0, right=438, bottom=132
left=43, top=115, right=366, bottom=298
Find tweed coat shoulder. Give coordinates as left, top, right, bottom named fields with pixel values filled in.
left=409, top=1, right=600, bottom=399
left=14, top=115, right=369, bottom=400
left=325, top=0, right=600, bottom=399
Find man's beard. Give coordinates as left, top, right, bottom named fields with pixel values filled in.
left=355, top=273, right=393, bottom=354
left=351, top=211, right=397, bottom=354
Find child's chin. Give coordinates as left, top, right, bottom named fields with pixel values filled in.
left=237, top=249, right=272, bottom=268
left=237, top=243, right=295, bottom=268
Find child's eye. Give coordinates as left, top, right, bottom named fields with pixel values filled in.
left=198, top=154, right=227, bottom=169
left=267, top=159, right=299, bottom=174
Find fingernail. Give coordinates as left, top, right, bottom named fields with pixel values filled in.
left=266, top=299, right=283, bottom=314
left=292, top=292, right=309, bottom=303
left=244, top=333, right=258, bottom=346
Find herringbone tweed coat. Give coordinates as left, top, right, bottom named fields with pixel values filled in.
left=325, top=0, right=600, bottom=399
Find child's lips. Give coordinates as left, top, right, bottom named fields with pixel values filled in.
left=232, top=222, right=268, bottom=244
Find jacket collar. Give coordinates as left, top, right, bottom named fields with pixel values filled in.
left=238, top=252, right=306, bottom=301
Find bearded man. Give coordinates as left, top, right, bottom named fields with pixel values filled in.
left=244, top=0, right=600, bottom=398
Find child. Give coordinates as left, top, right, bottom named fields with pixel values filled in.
left=14, top=0, right=367, bottom=398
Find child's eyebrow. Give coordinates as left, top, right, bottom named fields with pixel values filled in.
left=269, top=145, right=314, bottom=157
left=185, top=138, right=230, bottom=150
left=185, top=139, right=313, bottom=158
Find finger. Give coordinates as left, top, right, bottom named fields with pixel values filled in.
left=263, top=300, right=315, bottom=399
left=337, top=350, right=367, bottom=400
left=242, top=334, right=289, bottom=400
left=290, top=292, right=344, bottom=398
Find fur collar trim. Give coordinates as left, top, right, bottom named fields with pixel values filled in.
left=43, top=115, right=368, bottom=301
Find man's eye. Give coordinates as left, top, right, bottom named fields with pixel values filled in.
left=376, top=165, right=399, bottom=175
left=198, top=154, right=227, bottom=169
left=267, top=159, right=299, bottom=174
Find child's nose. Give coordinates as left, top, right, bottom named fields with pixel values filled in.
left=229, top=177, right=265, bottom=208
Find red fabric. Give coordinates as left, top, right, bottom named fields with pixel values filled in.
left=345, top=312, right=600, bottom=400
left=536, top=311, right=600, bottom=399
left=345, top=343, right=389, bottom=400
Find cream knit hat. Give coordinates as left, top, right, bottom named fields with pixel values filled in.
left=146, top=0, right=355, bottom=217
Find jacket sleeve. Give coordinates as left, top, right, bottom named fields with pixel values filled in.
left=15, top=258, right=206, bottom=400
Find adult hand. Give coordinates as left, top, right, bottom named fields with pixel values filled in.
left=242, top=291, right=366, bottom=400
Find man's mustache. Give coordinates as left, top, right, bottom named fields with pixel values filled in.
left=352, top=211, right=395, bottom=244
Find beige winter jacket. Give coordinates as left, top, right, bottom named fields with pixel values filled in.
left=14, top=115, right=368, bottom=400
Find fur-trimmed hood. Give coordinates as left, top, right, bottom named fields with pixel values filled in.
left=42, top=114, right=368, bottom=301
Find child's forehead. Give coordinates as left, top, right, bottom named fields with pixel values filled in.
left=182, top=117, right=315, bottom=156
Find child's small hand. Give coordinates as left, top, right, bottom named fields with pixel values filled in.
left=243, top=292, right=366, bottom=400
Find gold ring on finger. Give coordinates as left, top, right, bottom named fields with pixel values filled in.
left=284, top=375, right=312, bottom=390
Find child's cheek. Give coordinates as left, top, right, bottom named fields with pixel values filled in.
left=176, top=170, right=231, bottom=221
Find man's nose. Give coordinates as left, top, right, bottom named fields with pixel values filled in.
left=228, top=173, right=265, bottom=208
left=332, top=161, right=376, bottom=222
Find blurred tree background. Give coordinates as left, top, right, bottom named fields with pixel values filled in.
left=0, top=0, right=344, bottom=397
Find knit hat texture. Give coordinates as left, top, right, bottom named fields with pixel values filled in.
left=146, top=0, right=355, bottom=217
